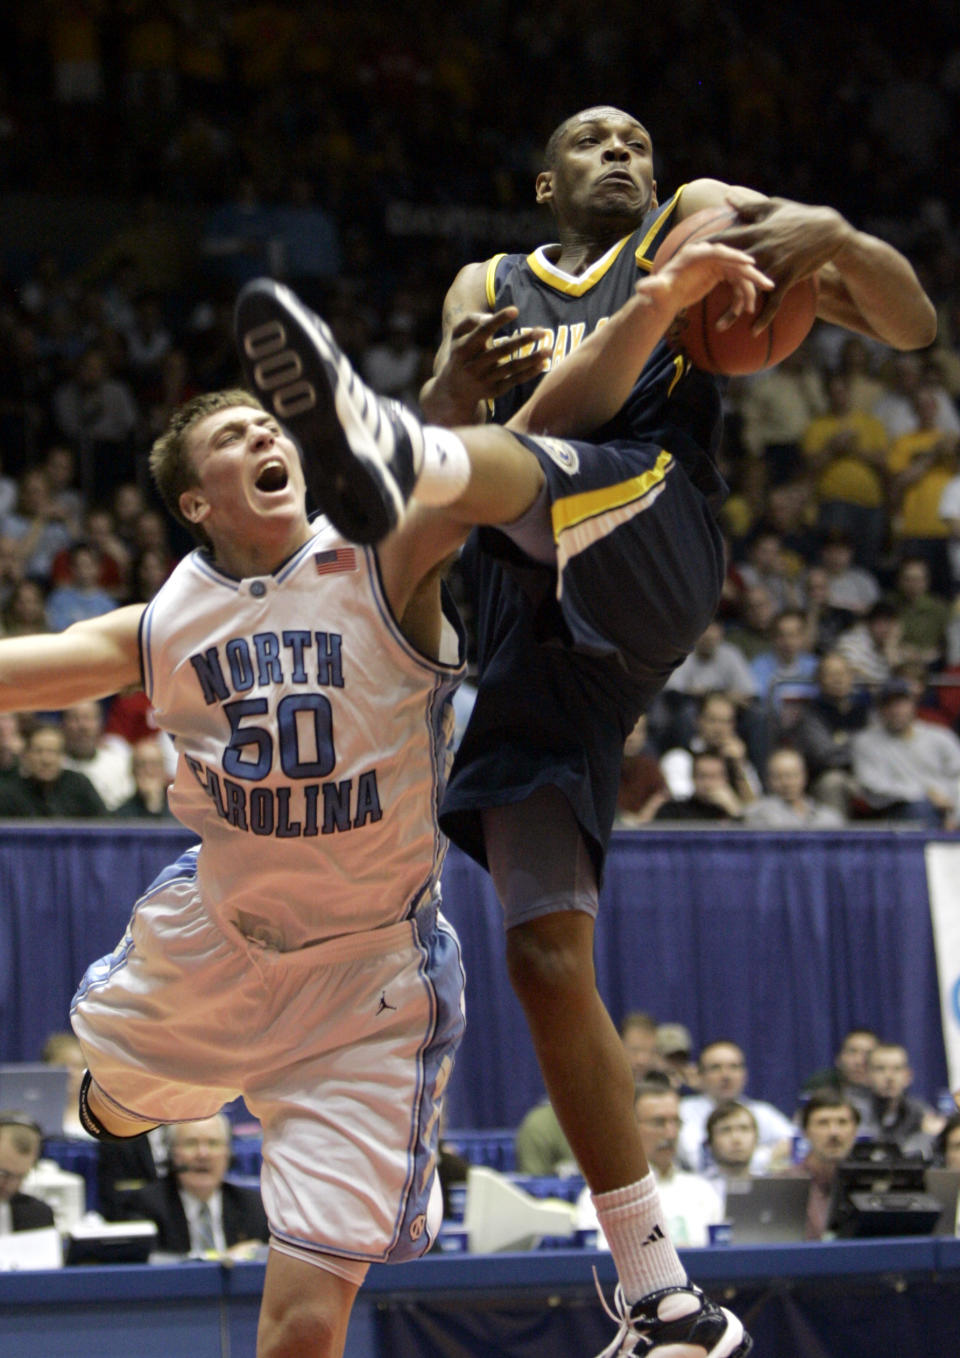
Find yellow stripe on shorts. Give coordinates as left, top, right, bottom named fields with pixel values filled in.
left=550, top=449, right=675, bottom=596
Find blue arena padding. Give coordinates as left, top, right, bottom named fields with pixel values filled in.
left=442, top=1129, right=517, bottom=1171
left=0, top=826, right=950, bottom=1132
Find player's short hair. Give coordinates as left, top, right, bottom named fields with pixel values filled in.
left=542, top=106, right=647, bottom=170
left=149, top=389, right=263, bottom=548
left=544, top=115, right=576, bottom=171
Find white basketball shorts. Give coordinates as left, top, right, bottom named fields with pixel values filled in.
left=71, top=846, right=466, bottom=1266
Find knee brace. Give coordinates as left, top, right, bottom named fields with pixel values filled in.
left=78, top=1070, right=158, bottom=1142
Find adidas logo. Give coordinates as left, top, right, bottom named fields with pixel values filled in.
left=641, top=1224, right=665, bottom=1246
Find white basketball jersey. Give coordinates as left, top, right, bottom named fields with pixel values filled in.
left=141, top=522, right=464, bottom=948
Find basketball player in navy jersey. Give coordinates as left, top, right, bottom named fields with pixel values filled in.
left=416, top=107, right=935, bottom=1358
left=233, top=122, right=933, bottom=1348
left=0, top=236, right=772, bottom=1357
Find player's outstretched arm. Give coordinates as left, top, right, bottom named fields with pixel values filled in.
left=678, top=177, right=937, bottom=349
left=0, top=605, right=144, bottom=712
left=419, top=261, right=549, bottom=427
left=508, top=240, right=772, bottom=438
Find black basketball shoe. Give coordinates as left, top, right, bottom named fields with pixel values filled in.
left=594, top=1281, right=752, bottom=1358
left=235, top=278, right=424, bottom=543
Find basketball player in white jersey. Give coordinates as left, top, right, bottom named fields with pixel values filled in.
left=0, top=236, right=773, bottom=1358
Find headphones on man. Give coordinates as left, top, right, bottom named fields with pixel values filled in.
left=0, top=1112, right=44, bottom=1139
left=0, top=1111, right=45, bottom=1165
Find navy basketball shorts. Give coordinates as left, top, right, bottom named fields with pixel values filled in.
left=514, top=431, right=725, bottom=679
left=439, top=432, right=725, bottom=880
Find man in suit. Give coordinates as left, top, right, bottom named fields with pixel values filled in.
left=123, top=1113, right=268, bottom=1256
left=0, top=1112, right=55, bottom=1234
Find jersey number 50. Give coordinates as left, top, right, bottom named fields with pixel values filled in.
left=223, top=695, right=335, bottom=780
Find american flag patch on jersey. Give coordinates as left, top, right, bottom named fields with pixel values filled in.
left=314, top=547, right=357, bottom=575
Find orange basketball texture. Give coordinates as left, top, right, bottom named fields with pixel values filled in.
left=652, top=205, right=819, bottom=375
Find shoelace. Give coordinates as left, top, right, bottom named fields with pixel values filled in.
left=593, top=1272, right=636, bottom=1330
left=592, top=1272, right=647, bottom=1357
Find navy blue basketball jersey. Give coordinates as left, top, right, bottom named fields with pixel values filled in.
left=484, top=188, right=725, bottom=507
left=440, top=189, right=731, bottom=878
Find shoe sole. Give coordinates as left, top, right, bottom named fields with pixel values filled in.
left=235, top=280, right=399, bottom=543
left=711, top=1313, right=752, bottom=1358
left=651, top=1325, right=751, bottom=1358
left=599, top=1328, right=752, bottom=1358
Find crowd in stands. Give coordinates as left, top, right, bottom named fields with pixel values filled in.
left=615, top=513, right=960, bottom=829
left=9, top=1019, right=956, bottom=1250
left=516, top=1021, right=960, bottom=1244
left=0, top=5, right=959, bottom=823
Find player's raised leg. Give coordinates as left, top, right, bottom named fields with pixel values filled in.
left=234, top=246, right=770, bottom=548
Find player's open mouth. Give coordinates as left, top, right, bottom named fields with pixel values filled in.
left=255, top=459, right=289, bottom=493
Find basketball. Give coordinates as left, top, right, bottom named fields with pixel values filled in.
left=652, top=206, right=819, bottom=375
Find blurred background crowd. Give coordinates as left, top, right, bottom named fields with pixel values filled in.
left=15, top=1018, right=960, bottom=1250
left=0, top=1, right=959, bottom=827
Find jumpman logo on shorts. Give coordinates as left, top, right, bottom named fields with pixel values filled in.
left=377, top=992, right=397, bottom=1016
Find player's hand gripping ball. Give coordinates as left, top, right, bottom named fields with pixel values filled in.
left=653, top=206, right=819, bottom=375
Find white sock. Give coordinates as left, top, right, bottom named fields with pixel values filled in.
left=413, top=427, right=472, bottom=506
left=593, top=1173, right=687, bottom=1305
left=498, top=481, right=555, bottom=564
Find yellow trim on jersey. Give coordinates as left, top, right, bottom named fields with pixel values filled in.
left=634, top=185, right=689, bottom=272
left=526, top=234, right=634, bottom=296
left=666, top=353, right=687, bottom=396
left=551, top=449, right=674, bottom=536
left=485, top=254, right=507, bottom=307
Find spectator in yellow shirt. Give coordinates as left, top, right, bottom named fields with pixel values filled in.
left=802, top=374, right=889, bottom=569
left=887, top=387, right=960, bottom=594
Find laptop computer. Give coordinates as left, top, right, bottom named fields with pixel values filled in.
left=723, top=1176, right=810, bottom=1244
left=924, top=1167, right=960, bottom=1236
left=0, top=1063, right=69, bottom=1137
left=65, top=1219, right=158, bottom=1266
